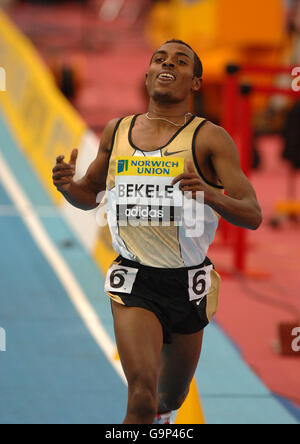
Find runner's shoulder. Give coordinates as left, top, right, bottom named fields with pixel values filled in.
left=100, top=118, right=122, bottom=153
left=104, top=117, right=122, bottom=137
left=198, top=120, right=230, bottom=139
left=196, top=121, right=235, bottom=155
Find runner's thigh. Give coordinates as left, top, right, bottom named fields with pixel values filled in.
left=158, top=330, right=204, bottom=402
left=111, top=301, right=163, bottom=387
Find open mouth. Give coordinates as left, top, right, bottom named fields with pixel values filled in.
left=157, top=72, right=176, bottom=83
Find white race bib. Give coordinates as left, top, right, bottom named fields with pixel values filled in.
left=115, top=156, right=184, bottom=225
left=188, top=265, right=213, bottom=302
left=105, top=264, right=139, bottom=294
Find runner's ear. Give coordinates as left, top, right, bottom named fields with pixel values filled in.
left=191, top=77, right=202, bottom=93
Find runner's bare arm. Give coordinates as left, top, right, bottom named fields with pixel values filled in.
left=52, top=118, right=120, bottom=210
left=203, top=124, right=262, bottom=229
left=173, top=123, right=262, bottom=230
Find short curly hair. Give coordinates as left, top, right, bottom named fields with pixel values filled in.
left=163, top=39, right=203, bottom=78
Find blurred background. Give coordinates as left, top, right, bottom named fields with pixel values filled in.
left=0, top=0, right=299, bottom=424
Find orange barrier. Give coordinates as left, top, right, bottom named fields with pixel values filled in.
left=220, top=64, right=299, bottom=275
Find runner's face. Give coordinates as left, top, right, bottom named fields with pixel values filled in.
left=146, top=43, right=200, bottom=104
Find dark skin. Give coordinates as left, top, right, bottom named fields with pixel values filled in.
left=53, top=42, right=262, bottom=424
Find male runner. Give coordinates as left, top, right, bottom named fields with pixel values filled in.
left=52, top=40, right=262, bottom=424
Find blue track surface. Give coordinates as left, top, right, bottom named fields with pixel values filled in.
left=0, top=178, right=127, bottom=424
left=0, top=111, right=299, bottom=424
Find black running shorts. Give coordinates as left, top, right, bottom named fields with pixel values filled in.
left=105, top=256, right=221, bottom=344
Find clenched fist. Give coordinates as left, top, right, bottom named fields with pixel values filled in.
left=52, top=149, right=78, bottom=193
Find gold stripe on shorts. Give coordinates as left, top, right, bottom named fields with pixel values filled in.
left=106, top=291, right=125, bottom=306
left=206, top=269, right=221, bottom=322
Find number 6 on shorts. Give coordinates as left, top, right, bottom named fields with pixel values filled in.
left=105, top=264, right=139, bottom=294
left=188, top=265, right=213, bottom=302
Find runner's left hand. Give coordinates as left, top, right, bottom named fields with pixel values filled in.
left=171, top=161, right=214, bottom=203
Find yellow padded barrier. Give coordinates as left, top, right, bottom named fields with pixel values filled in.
left=0, top=9, right=86, bottom=204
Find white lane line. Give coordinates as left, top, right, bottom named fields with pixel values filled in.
left=0, top=205, right=62, bottom=217
left=0, top=151, right=126, bottom=384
